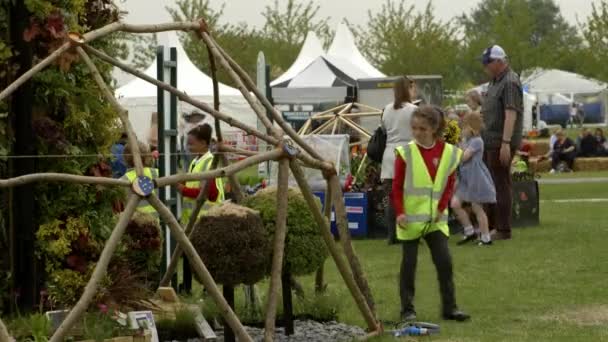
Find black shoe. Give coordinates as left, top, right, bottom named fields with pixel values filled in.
left=457, top=234, right=477, bottom=246
left=478, top=240, right=493, bottom=246
left=401, top=311, right=417, bottom=322
left=443, top=310, right=470, bottom=322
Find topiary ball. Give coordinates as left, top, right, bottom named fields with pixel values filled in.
left=242, top=187, right=328, bottom=277
left=191, top=203, right=269, bottom=286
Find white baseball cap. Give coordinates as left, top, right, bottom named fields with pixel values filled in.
left=482, top=45, right=507, bottom=65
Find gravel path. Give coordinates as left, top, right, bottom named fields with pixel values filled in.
left=166, top=320, right=366, bottom=342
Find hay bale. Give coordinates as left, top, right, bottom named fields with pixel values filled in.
left=242, top=187, right=328, bottom=277
left=531, top=140, right=550, bottom=156
left=191, top=203, right=269, bottom=286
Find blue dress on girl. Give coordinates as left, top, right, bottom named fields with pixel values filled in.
left=456, top=137, right=496, bottom=204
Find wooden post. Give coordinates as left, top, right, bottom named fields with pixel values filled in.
left=288, top=161, right=379, bottom=333
left=281, top=265, right=294, bottom=336
left=148, top=195, right=253, bottom=342
left=50, top=195, right=140, bottom=342
left=264, top=158, right=290, bottom=342
left=76, top=47, right=144, bottom=176
left=223, top=285, right=236, bottom=342
left=315, top=182, right=334, bottom=294
left=329, top=175, right=376, bottom=315
left=0, top=317, right=12, bottom=341
left=200, top=32, right=277, bottom=138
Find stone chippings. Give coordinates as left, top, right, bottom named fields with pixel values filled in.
left=165, top=319, right=367, bottom=342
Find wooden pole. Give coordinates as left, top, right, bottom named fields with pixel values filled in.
left=158, top=184, right=209, bottom=287
left=205, top=40, right=243, bottom=203
left=0, top=20, right=202, bottom=102
left=281, top=265, right=294, bottom=336
left=0, top=317, right=11, bottom=342
left=310, top=119, right=335, bottom=135
left=315, top=181, right=334, bottom=294
left=209, top=37, right=325, bottom=161
left=200, top=32, right=278, bottom=138
left=156, top=149, right=283, bottom=187
left=331, top=118, right=340, bottom=135
left=148, top=195, right=253, bottom=342
left=339, top=117, right=372, bottom=139
left=0, top=173, right=130, bottom=188
left=158, top=149, right=283, bottom=286
left=77, top=47, right=145, bottom=176
left=339, top=112, right=382, bottom=118
left=83, top=45, right=279, bottom=147
left=263, top=158, right=290, bottom=342
left=329, top=175, right=376, bottom=315
left=288, top=161, right=379, bottom=332
left=298, top=119, right=312, bottom=135
left=50, top=194, right=140, bottom=342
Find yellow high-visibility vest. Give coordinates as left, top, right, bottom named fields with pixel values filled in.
left=394, top=142, right=462, bottom=241
left=181, top=151, right=224, bottom=225
left=122, top=167, right=159, bottom=218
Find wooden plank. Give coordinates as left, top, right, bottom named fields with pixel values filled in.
left=156, top=287, right=179, bottom=303
left=194, top=310, right=218, bottom=341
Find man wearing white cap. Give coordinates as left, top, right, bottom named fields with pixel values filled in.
left=480, top=45, right=523, bottom=241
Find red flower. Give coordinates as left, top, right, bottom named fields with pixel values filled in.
left=98, top=303, right=109, bottom=314
left=45, top=12, right=65, bottom=39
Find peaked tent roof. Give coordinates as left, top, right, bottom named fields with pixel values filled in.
left=116, top=31, right=242, bottom=98
left=522, top=68, right=607, bottom=95
left=273, top=56, right=372, bottom=88
left=270, top=31, right=326, bottom=87
left=327, top=22, right=385, bottom=78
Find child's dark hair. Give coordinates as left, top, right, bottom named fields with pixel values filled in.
left=188, top=123, right=213, bottom=145
left=412, top=105, right=446, bottom=138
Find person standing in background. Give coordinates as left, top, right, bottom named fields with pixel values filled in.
left=381, top=76, right=417, bottom=244
left=480, top=45, right=524, bottom=241
left=179, top=111, right=207, bottom=172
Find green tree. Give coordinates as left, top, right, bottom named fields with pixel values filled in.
left=350, top=0, right=462, bottom=89
left=459, top=0, right=583, bottom=83
left=167, top=0, right=260, bottom=86
left=579, top=1, right=608, bottom=82
left=261, top=0, right=332, bottom=79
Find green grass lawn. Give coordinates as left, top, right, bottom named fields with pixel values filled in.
left=539, top=170, right=608, bottom=179
left=317, top=181, right=608, bottom=341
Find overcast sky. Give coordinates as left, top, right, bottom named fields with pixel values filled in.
left=117, top=0, right=595, bottom=28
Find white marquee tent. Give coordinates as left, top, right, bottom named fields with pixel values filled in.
left=270, top=31, right=325, bottom=87
left=115, top=31, right=257, bottom=144
left=326, top=22, right=385, bottom=78
left=522, top=68, right=607, bottom=96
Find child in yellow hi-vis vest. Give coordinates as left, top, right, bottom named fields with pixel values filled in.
left=176, top=124, right=224, bottom=226
left=121, top=141, right=159, bottom=219
left=392, top=105, right=470, bottom=323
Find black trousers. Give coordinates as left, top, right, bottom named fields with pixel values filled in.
left=400, top=230, right=457, bottom=315
left=383, top=179, right=397, bottom=244
left=552, top=152, right=576, bottom=170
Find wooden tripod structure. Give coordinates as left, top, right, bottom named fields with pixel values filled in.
left=0, top=19, right=382, bottom=342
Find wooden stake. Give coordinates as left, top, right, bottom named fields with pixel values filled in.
left=0, top=20, right=202, bottom=102
left=210, top=37, right=325, bottom=162
left=263, top=158, right=290, bottom=342
left=288, top=161, right=379, bottom=332
left=206, top=41, right=243, bottom=203
left=156, top=149, right=283, bottom=188
left=50, top=194, right=140, bottom=342
left=0, top=173, right=130, bottom=188
left=148, top=195, right=253, bottom=342
left=83, top=45, right=279, bottom=147
left=310, top=119, right=335, bottom=135
left=315, top=181, right=334, bottom=294
left=158, top=149, right=283, bottom=286
left=329, top=175, right=376, bottom=316
left=339, top=117, right=372, bottom=139
left=0, top=317, right=12, bottom=342
left=77, top=47, right=145, bottom=176
left=200, top=32, right=278, bottom=138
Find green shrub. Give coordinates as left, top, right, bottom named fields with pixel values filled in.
left=191, top=203, right=269, bottom=286
left=242, top=187, right=328, bottom=277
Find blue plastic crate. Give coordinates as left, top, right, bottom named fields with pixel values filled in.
left=313, top=192, right=368, bottom=238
